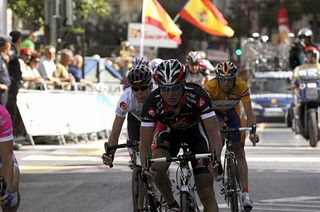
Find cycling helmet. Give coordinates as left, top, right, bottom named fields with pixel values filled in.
left=216, top=61, right=238, bottom=77
left=298, top=28, right=313, bottom=38
left=132, top=56, right=149, bottom=67
left=153, top=59, right=186, bottom=86
left=150, top=58, right=163, bottom=72
left=186, top=51, right=201, bottom=65
left=127, top=64, right=152, bottom=86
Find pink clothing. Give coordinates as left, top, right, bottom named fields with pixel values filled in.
left=0, top=105, right=13, bottom=143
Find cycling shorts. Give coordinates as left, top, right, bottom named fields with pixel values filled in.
left=215, top=110, right=241, bottom=143
left=152, top=123, right=210, bottom=175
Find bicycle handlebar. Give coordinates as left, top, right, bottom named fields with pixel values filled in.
left=148, top=153, right=213, bottom=164
left=104, top=140, right=140, bottom=153
left=220, top=125, right=257, bottom=146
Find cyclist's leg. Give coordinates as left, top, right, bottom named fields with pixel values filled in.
left=127, top=112, right=140, bottom=160
left=191, top=124, right=219, bottom=212
left=1, top=158, right=20, bottom=212
left=152, top=130, right=179, bottom=208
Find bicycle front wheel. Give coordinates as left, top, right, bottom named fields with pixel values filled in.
left=226, top=157, right=241, bottom=212
left=132, top=167, right=159, bottom=212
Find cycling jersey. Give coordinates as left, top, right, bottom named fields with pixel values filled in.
left=0, top=105, right=18, bottom=167
left=141, top=83, right=215, bottom=130
left=204, top=77, right=251, bottom=114
left=115, top=84, right=157, bottom=121
left=0, top=105, right=13, bottom=143
left=185, top=66, right=210, bottom=85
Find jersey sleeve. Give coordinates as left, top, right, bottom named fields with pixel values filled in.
left=140, top=93, right=157, bottom=127
left=196, top=86, right=216, bottom=120
left=115, top=90, right=129, bottom=117
left=238, top=79, right=251, bottom=103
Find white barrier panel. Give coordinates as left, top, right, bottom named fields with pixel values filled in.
left=16, top=89, right=120, bottom=136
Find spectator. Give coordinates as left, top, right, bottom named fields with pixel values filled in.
left=7, top=31, right=22, bottom=121
left=7, top=31, right=23, bottom=150
left=54, top=49, right=74, bottom=89
left=19, top=31, right=37, bottom=50
left=68, top=54, right=92, bottom=89
left=18, top=48, right=32, bottom=75
left=0, top=36, right=12, bottom=106
left=21, top=52, right=44, bottom=89
left=38, top=45, right=57, bottom=80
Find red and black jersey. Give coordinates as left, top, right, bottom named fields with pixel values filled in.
left=141, top=83, right=215, bottom=130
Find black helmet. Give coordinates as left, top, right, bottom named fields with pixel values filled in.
left=127, top=64, right=152, bottom=86
left=153, top=59, right=186, bottom=86
left=132, top=56, right=149, bottom=67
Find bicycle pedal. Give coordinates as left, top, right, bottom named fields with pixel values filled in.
left=242, top=206, right=253, bottom=212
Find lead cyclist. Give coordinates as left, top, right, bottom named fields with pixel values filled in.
left=0, top=105, right=20, bottom=212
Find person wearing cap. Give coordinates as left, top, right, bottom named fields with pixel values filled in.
left=0, top=36, right=12, bottom=106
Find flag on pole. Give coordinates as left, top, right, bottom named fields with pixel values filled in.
left=179, top=0, right=234, bottom=37
left=143, top=0, right=182, bottom=44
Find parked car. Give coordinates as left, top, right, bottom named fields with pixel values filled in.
left=249, top=71, right=293, bottom=123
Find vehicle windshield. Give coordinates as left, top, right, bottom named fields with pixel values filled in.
left=250, top=78, right=290, bottom=94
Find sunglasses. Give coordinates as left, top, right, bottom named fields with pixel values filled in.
left=131, top=84, right=150, bottom=92
left=218, top=75, right=235, bottom=82
left=159, top=84, right=183, bottom=92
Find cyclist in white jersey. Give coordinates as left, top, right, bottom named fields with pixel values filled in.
left=185, top=51, right=211, bottom=86
left=102, top=64, right=157, bottom=166
left=0, top=105, right=20, bottom=211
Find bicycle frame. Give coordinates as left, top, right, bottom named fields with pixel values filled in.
left=104, top=141, right=167, bottom=212
left=149, top=143, right=213, bottom=212
left=219, top=127, right=254, bottom=212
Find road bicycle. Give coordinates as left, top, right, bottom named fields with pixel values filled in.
left=104, top=140, right=167, bottom=212
left=219, top=126, right=256, bottom=212
left=147, top=143, right=214, bottom=212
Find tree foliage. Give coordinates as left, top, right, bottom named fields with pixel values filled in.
left=7, top=0, right=110, bottom=30
left=8, top=0, right=44, bottom=30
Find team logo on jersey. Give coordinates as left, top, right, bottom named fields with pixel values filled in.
left=119, top=102, right=127, bottom=110
left=197, top=97, right=206, bottom=107
left=148, top=108, right=156, bottom=117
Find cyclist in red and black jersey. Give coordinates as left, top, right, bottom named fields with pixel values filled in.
left=140, top=59, right=222, bottom=212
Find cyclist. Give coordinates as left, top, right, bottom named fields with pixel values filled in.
left=185, top=51, right=211, bottom=86
left=102, top=64, right=156, bottom=166
left=122, top=56, right=149, bottom=90
left=0, top=105, right=20, bottom=212
left=140, top=59, right=223, bottom=212
left=204, top=61, right=259, bottom=211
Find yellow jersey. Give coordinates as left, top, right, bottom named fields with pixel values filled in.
left=204, top=77, right=251, bottom=114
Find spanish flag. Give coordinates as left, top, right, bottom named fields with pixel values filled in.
left=179, top=0, right=234, bottom=37
left=143, top=0, right=182, bottom=44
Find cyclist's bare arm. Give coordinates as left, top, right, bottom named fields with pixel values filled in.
left=242, top=101, right=256, bottom=127
left=202, top=116, right=222, bottom=160
left=108, top=115, right=126, bottom=148
left=140, top=126, right=155, bottom=169
left=0, top=141, right=14, bottom=191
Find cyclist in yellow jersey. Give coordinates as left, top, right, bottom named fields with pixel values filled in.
left=204, top=61, right=259, bottom=210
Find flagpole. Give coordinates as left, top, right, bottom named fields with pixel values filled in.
left=140, top=0, right=147, bottom=57
left=173, top=13, right=180, bottom=23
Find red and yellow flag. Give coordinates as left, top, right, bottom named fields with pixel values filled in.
left=143, top=0, right=182, bottom=44
left=179, top=0, right=234, bottom=37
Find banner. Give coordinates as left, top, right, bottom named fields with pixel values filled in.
left=128, top=23, right=178, bottom=48
left=17, top=89, right=121, bottom=137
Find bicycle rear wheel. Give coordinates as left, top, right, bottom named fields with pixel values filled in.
left=225, top=156, right=241, bottom=212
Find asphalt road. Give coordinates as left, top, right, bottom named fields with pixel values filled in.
left=15, top=123, right=320, bottom=212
